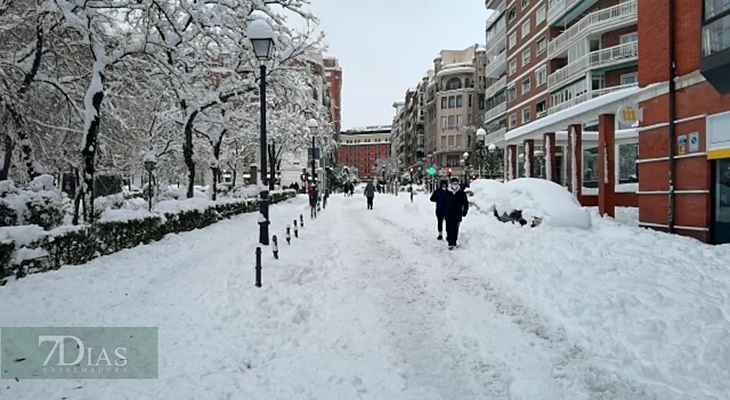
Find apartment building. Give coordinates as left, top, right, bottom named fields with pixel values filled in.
left=390, top=101, right=406, bottom=165
left=340, top=126, right=392, bottom=180
left=323, top=57, right=343, bottom=154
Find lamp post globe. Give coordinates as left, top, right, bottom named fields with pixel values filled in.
left=488, top=143, right=497, bottom=153
left=247, top=19, right=275, bottom=61
left=463, top=151, right=469, bottom=160
left=476, top=127, right=486, bottom=142
left=143, top=159, right=156, bottom=212
left=306, top=118, right=319, bottom=131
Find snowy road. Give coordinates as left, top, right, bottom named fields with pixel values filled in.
left=2, top=192, right=730, bottom=399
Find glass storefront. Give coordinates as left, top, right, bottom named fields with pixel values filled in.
left=713, top=158, right=730, bottom=244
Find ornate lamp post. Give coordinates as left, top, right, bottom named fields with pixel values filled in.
left=144, top=159, right=156, bottom=212
left=248, top=19, right=275, bottom=246
left=462, top=151, right=470, bottom=182
left=476, top=128, right=486, bottom=178
left=488, top=143, right=496, bottom=179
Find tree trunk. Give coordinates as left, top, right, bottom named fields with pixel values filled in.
left=183, top=109, right=198, bottom=199
left=72, top=168, right=82, bottom=225
left=0, top=133, right=13, bottom=180
left=4, top=103, right=40, bottom=179
left=210, top=131, right=224, bottom=201
left=81, top=62, right=105, bottom=223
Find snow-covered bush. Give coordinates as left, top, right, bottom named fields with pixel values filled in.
left=0, top=176, right=65, bottom=230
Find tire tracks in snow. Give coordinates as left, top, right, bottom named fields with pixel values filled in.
left=372, top=212, right=655, bottom=399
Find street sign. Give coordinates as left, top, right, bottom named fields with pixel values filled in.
left=617, top=104, right=643, bottom=125
left=689, top=132, right=699, bottom=153
left=308, top=148, right=320, bottom=159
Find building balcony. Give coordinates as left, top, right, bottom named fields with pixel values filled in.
left=547, top=0, right=599, bottom=27
left=484, top=127, right=506, bottom=144
left=547, top=83, right=637, bottom=115
left=701, top=12, right=730, bottom=94
left=484, top=50, right=507, bottom=78
left=484, top=101, right=507, bottom=122
left=548, top=41, right=638, bottom=91
left=484, top=75, right=507, bottom=100
left=548, top=0, right=637, bottom=60
left=485, top=24, right=507, bottom=55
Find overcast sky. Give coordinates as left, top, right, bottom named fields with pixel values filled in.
left=306, top=0, right=490, bottom=130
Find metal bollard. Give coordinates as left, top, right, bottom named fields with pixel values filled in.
left=286, top=225, right=291, bottom=244
left=272, top=236, right=279, bottom=259
left=300, top=214, right=304, bottom=227
left=255, top=247, right=262, bottom=288
left=293, top=220, right=299, bottom=238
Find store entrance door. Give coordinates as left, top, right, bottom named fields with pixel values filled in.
left=712, top=158, right=730, bottom=244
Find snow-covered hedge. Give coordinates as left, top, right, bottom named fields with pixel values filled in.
left=0, top=189, right=296, bottom=282
left=0, top=176, right=66, bottom=230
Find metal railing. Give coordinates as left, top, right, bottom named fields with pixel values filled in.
left=548, top=41, right=638, bottom=90
left=548, top=0, right=637, bottom=58
left=484, top=75, right=507, bottom=99
left=484, top=101, right=507, bottom=122
left=547, top=83, right=638, bottom=115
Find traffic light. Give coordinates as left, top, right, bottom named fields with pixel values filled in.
left=409, top=167, right=414, bottom=174
left=447, top=168, right=452, bottom=177
left=427, top=166, right=435, bottom=176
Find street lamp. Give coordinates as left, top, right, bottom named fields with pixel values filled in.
left=462, top=152, right=470, bottom=182
left=247, top=18, right=275, bottom=246
left=144, top=159, right=156, bottom=212
left=476, top=128, right=486, bottom=178
left=307, top=118, right=319, bottom=189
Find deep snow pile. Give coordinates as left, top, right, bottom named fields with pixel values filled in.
left=469, top=178, right=591, bottom=229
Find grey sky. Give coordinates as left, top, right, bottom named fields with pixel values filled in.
left=308, top=0, right=490, bottom=130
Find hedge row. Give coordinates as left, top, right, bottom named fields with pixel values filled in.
left=1, top=190, right=296, bottom=283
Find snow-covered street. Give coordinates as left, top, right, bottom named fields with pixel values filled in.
left=2, top=191, right=730, bottom=399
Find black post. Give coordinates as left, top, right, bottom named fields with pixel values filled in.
left=147, top=170, right=152, bottom=212
left=255, top=247, right=262, bottom=288
left=300, top=214, right=304, bottom=228
left=269, top=142, right=275, bottom=191
left=272, top=235, right=278, bottom=259
left=286, top=225, right=291, bottom=244
left=293, top=220, right=298, bottom=238
left=311, top=135, right=316, bottom=185
left=258, top=64, right=270, bottom=245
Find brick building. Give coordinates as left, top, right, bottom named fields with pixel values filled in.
left=479, top=0, right=730, bottom=244
left=323, top=57, right=343, bottom=150
left=340, top=126, right=392, bottom=180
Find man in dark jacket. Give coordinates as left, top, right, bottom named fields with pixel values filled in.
left=442, top=177, right=469, bottom=250
left=364, top=182, right=376, bottom=209
left=429, top=179, right=449, bottom=240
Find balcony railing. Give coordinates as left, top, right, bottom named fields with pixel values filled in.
left=548, top=41, right=638, bottom=90
left=484, top=75, right=507, bottom=99
left=484, top=51, right=507, bottom=78
left=547, top=0, right=586, bottom=26
left=485, top=127, right=506, bottom=144
left=547, top=83, right=638, bottom=115
left=484, top=101, right=507, bottom=122
left=485, top=26, right=507, bottom=54
left=548, top=0, right=637, bottom=59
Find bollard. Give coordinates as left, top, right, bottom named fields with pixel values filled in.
left=272, top=235, right=279, bottom=259
left=293, top=220, right=299, bottom=238
left=286, top=225, right=291, bottom=244
left=300, top=214, right=304, bottom=227
left=255, top=247, right=262, bottom=288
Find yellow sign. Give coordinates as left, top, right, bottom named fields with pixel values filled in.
left=617, top=104, right=642, bottom=125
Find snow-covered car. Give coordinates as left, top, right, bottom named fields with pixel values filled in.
left=469, top=178, right=591, bottom=229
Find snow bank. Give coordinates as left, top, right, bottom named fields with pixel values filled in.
left=98, top=208, right=155, bottom=222
left=470, top=178, right=591, bottom=229
left=0, top=225, right=46, bottom=246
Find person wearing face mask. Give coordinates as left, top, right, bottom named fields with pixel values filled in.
left=429, top=179, right=449, bottom=240
left=442, top=177, right=469, bottom=250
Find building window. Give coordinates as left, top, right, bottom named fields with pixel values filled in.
left=620, top=32, right=638, bottom=44
left=445, top=77, right=462, bottom=90
left=509, top=59, right=517, bottom=75
left=508, top=6, right=516, bottom=20
left=448, top=96, right=455, bottom=108
left=522, top=0, right=529, bottom=8
left=618, top=143, right=638, bottom=183
left=456, top=134, right=463, bottom=147
left=456, top=114, right=462, bottom=127
left=536, top=36, right=547, bottom=54
left=535, top=100, right=546, bottom=117
left=522, top=49, right=531, bottom=66
left=448, top=135, right=455, bottom=147
left=509, top=113, right=517, bottom=128
left=536, top=66, right=547, bottom=86
left=705, top=0, right=730, bottom=20
left=522, top=107, right=530, bottom=123
left=620, top=72, right=638, bottom=85
left=507, top=85, right=516, bottom=102
left=468, top=94, right=472, bottom=107
left=703, top=13, right=730, bottom=56
left=536, top=5, right=546, bottom=23
left=441, top=97, right=447, bottom=109
left=522, top=78, right=531, bottom=95
left=521, top=20, right=530, bottom=39
left=509, top=33, right=517, bottom=48
left=456, top=95, right=463, bottom=107
left=448, top=115, right=455, bottom=128
left=440, top=116, right=447, bottom=129
left=441, top=136, right=446, bottom=148
left=478, top=94, right=485, bottom=109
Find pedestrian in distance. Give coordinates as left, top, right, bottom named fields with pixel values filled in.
left=364, top=181, right=376, bottom=209
left=307, top=183, right=319, bottom=218
left=429, top=179, right=449, bottom=240
left=442, top=177, right=469, bottom=250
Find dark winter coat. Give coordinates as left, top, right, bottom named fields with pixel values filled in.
left=443, top=185, right=469, bottom=222
left=429, top=186, right=448, bottom=217
left=364, top=183, right=375, bottom=198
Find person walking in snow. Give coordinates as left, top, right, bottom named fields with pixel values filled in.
left=364, top=181, right=376, bottom=209
left=429, top=179, right=449, bottom=240
left=442, top=177, right=469, bottom=250
left=307, top=183, right=319, bottom=218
